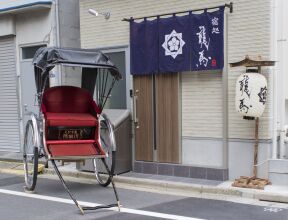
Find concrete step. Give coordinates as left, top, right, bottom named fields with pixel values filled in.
left=268, top=159, right=288, bottom=186
left=269, top=173, right=288, bottom=186
left=269, top=159, right=288, bottom=173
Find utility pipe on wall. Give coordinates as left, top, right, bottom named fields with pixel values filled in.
left=55, top=0, right=60, bottom=47
left=277, top=0, right=287, bottom=159
left=280, top=0, right=288, bottom=159
left=272, top=0, right=278, bottom=159
left=50, top=0, right=61, bottom=87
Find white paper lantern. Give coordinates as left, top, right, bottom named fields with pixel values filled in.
left=235, top=72, right=267, bottom=118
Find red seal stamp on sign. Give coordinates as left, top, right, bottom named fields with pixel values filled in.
left=211, top=59, right=217, bottom=67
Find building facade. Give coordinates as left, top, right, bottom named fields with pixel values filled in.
left=79, top=0, right=288, bottom=182
left=1, top=0, right=287, bottom=183
left=0, top=0, right=80, bottom=153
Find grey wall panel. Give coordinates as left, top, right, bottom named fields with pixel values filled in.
left=182, top=137, right=223, bottom=167
left=228, top=140, right=270, bottom=180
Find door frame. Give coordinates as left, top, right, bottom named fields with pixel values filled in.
left=18, top=42, right=48, bottom=152
left=100, top=46, right=132, bottom=111
left=96, top=45, right=134, bottom=166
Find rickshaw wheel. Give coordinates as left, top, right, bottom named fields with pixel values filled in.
left=93, top=119, right=116, bottom=187
left=23, top=120, right=39, bottom=191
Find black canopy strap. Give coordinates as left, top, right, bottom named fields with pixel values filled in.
left=122, top=2, right=233, bottom=22
left=87, top=68, right=116, bottom=111
left=34, top=66, right=49, bottom=94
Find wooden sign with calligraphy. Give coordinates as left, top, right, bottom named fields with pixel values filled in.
left=48, top=127, right=95, bottom=140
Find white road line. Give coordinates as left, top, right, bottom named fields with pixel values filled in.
left=0, top=188, right=205, bottom=220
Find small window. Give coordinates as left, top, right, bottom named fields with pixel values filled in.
left=22, top=45, right=46, bottom=60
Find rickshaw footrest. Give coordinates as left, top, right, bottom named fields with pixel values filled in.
left=82, top=203, right=119, bottom=211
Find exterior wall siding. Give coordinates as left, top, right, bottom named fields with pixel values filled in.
left=80, top=0, right=272, bottom=140
left=227, top=0, right=272, bottom=140
left=182, top=71, right=223, bottom=138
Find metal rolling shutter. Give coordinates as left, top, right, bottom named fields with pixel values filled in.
left=0, top=37, right=20, bottom=152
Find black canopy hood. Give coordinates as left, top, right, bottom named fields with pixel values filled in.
left=33, top=47, right=122, bottom=80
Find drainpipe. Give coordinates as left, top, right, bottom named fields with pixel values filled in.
left=50, top=0, right=61, bottom=86
left=279, top=0, right=287, bottom=159
left=271, top=0, right=278, bottom=159
left=222, top=11, right=229, bottom=169
left=56, top=0, right=62, bottom=85
left=55, top=0, right=60, bottom=47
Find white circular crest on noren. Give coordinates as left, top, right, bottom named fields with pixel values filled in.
left=162, top=30, right=185, bottom=59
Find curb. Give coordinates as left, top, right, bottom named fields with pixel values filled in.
left=0, top=157, right=46, bottom=165
left=43, top=168, right=288, bottom=204
left=1, top=160, right=287, bottom=204
left=0, top=158, right=23, bottom=163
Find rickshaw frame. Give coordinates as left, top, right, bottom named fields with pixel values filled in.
left=23, top=47, right=122, bottom=214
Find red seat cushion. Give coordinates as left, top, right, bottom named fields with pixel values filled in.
left=48, top=143, right=99, bottom=157
left=46, top=112, right=97, bottom=127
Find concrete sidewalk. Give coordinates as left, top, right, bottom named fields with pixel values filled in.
left=0, top=159, right=287, bottom=205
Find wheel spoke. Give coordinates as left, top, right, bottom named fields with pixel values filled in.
left=23, top=120, right=39, bottom=191
left=94, top=118, right=116, bottom=187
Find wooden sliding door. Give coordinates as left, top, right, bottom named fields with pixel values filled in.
left=133, top=75, right=154, bottom=161
left=133, top=73, right=180, bottom=163
left=156, top=73, right=180, bottom=163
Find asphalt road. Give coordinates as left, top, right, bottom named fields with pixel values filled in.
left=0, top=172, right=287, bottom=220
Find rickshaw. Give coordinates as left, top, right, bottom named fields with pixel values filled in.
left=23, top=47, right=122, bottom=214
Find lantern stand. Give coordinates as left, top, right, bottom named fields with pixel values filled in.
left=230, top=56, right=275, bottom=190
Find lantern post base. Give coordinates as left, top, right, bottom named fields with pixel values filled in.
left=232, top=176, right=271, bottom=190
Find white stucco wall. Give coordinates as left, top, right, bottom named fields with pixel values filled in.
left=0, top=15, right=15, bottom=37
left=15, top=10, right=54, bottom=47
left=79, top=0, right=274, bottom=177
